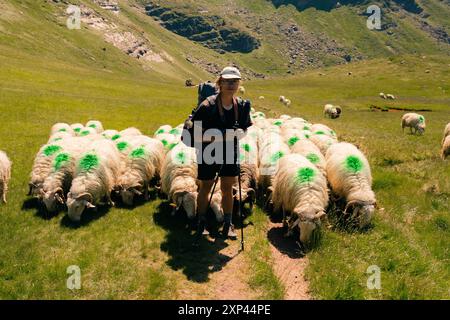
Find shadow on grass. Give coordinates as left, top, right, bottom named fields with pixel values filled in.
left=21, top=197, right=62, bottom=220
left=267, top=225, right=304, bottom=259
left=111, top=188, right=159, bottom=210
left=326, top=198, right=375, bottom=234
left=154, top=201, right=252, bottom=283
left=60, top=206, right=111, bottom=229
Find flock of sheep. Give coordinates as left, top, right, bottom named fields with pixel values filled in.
left=0, top=107, right=448, bottom=248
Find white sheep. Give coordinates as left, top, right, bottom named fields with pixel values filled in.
left=386, top=94, right=396, bottom=100
left=102, top=129, right=120, bottom=140
left=401, top=113, right=426, bottom=135
left=258, top=96, right=264, bottom=100
left=323, top=104, right=342, bottom=119
left=271, top=154, right=328, bottom=246
left=279, top=95, right=285, bottom=102
left=155, top=133, right=179, bottom=152
left=310, top=134, right=338, bottom=155
left=291, top=139, right=327, bottom=177
left=443, top=122, right=450, bottom=141
left=379, top=93, right=387, bottom=99
left=283, top=99, right=291, bottom=107
left=85, top=120, right=104, bottom=134
left=116, top=136, right=165, bottom=206
left=325, top=142, right=376, bottom=228
left=47, top=131, right=73, bottom=144
left=281, top=128, right=310, bottom=148
left=441, top=135, right=450, bottom=160
left=78, top=127, right=98, bottom=137
left=50, top=123, right=74, bottom=137
left=239, top=86, right=245, bottom=94
left=67, top=139, right=121, bottom=222
left=161, top=144, right=198, bottom=219
left=0, top=151, right=12, bottom=204
left=120, top=127, right=142, bottom=137
left=311, top=123, right=338, bottom=139
left=70, top=123, right=84, bottom=135
left=154, top=125, right=172, bottom=136
left=279, top=114, right=291, bottom=120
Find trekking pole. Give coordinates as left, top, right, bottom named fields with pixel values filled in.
left=234, top=122, right=244, bottom=252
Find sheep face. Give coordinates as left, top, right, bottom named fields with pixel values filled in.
left=417, top=124, right=425, bottom=135
left=346, top=201, right=376, bottom=229
left=174, top=191, right=198, bottom=219
left=28, top=182, right=42, bottom=197
left=42, top=188, right=65, bottom=213
left=120, top=187, right=142, bottom=206
left=295, top=209, right=325, bottom=246
left=67, top=193, right=95, bottom=221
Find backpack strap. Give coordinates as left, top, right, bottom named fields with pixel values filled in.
left=217, top=94, right=239, bottom=125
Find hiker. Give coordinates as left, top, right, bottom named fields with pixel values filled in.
left=191, top=67, right=252, bottom=240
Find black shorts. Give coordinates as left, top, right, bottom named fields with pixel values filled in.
left=196, top=141, right=239, bottom=180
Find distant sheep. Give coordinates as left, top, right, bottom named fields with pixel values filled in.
left=85, top=120, right=104, bottom=134
left=379, top=93, right=387, bottom=99
left=323, top=104, right=342, bottom=119
left=50, top=123, right=74, bottom=137
left=386, top=94, right=396, bottom=100
left=326, top=142, right=376, bottom=228
left=271, top=154, right=328, bottom=246
left=239, top=86, right=246, bottom=95
left=401, top=113, right=426, bottom=135
left=0, top=151, right=12, bottom=204
left=442, top=136, right=450, bottom=160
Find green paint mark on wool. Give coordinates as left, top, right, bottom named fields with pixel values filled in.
left=88, top=124, right=97, bottom=129
left=419, top=116, right=425, bottom=123
left=79, top=154, right=99, bottom=172
left=52, top=138, right=63, bottom=142
left=303, top=126, right=310, bottom=131
left=116, top=141, right=129, bottom=152
left=296, top=167, right=315, bottom=184
left=305, top=134, right=310, bottom=139
left=43, top=145, right=62, bottom=156
left=274, top=121, right=283, bottom=126
left=58, top=128, right=67, bottom=132
left=270, top=151, right=284, bottom=164
left=315, top=131, right=326, bottom=135
left=345, top=155, right=364, bottom=173
left=175, top=152, right=186, bottom=164
left=74, top=128, right=81, bottom=133
left=131, top=147, right=146, bottom=159
left=288, top=136, right=300, bottom=146
left=169, top=128, right=180, bottom=135
left=155, top=129, right=165, bottom=135
left=111, top=134, right=121, bottom=141
left=161, top=139, right=168, bottom=146
left=80, top=130, right=90, bottom=136
left=242, top=143, right=251, bottom=152
left=53, top=153, right=70, bottom=171
left=306, top=153, right=320, bottom=164
left=168, top=143, right=178, bottom=151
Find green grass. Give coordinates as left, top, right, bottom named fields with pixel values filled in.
left=0, top=0, right=449, bottom=300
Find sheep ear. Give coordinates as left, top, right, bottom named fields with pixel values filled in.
left=86, top=202, right=96, bottom=209
left=315, top=211, right=326, bottom=220
left=77, top=193, right=92, bottom=203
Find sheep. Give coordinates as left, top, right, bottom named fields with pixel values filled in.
left=311, top=123, right=338, bottom=139
left=70, top=123, right=84, bottom=135
left=116, top=136, right=165, bottom=206
left=271, top=154, right=328, bottom=246
left=325, top=142, right=377, bottom=228
left=280, top=118, right=311, bottom=134
left=155, top=133, right=179, bottom=152
left=120, top=127, right=142, bottom=137
left=441, top=135, right=450, bottom=160
left=154, top=125, right=172, bottom=136
left=239, top=86, right=245, bottom=94
left=209, top=180, right=224, bottom=223
left=85, top=120, right=104, bottom=134
left=323, top=104, right=342, bottom=119
left=386, top=94, right=396, bottom=100
left=161, top=144, right=198, bottom=219
left=283, top=99, right=291, bottom=107
left=47, top=131, right=73, bottom=144
left=29, top=142, right=66, bottom=197
left=102, top=129, right=120, bottom=140
left=279, top=95, right=285, bottom=102
left=401, top=113, right=426, bottom=135
left=78, top=127, right=98, bottom=137
left=258, top=96, right=264, bottom=100
left=41, top=137, right=91, bottom=212
left=443, top=122, right=450, bottom=142
left=291, top=139, right=327, bottom=177
left=50, top=123, right=74, bottom=136
left=310, top=134, right=338, bottom=155
left=282, top=129, right=310, bottom=148
left=279, top=114, right=291, bottom=120
left=379, top=93, right=387, bottom=99
left=0, top=151, right=12, bottom=204
left=66, top=139, right=121, bottom=222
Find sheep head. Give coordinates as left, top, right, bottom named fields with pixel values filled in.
left=293, top=208, right=326, bottom=246
left=67, top=192, right=95, bottom=222
left=345, top=200, right=376, bottom=229
left=174, top=191, right=198, bottom=220
left=42, top=187, right=65, bottom=213
left=120, top=185, right=143, bottom=206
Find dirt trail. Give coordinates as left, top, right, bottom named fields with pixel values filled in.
left=267, top=222, right=311, bottom=300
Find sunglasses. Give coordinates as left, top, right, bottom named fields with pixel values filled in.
left=221, top=79, right=240, bottom=85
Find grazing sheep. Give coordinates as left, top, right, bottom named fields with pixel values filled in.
left=239, top=86, right=245, bottom=94
left=325, top=142, right=376, bottom=228
left=155, top=133, right=179, bottom=152
left=66, top=139, right=121, bottom=222
left=258, top=96, right=264, bottom=100
left=443, top=123, right=450, bottom=141
left=379, top=93, right=387, bottom=99
left=50, top=123, right=74, bottom=136
left=282, top=129, right=310, bottom=148
left=154, top=125, right=172, bottom=136
left=0, top=151, right=12, bottom=204
left=271, top=154, right=328, bottom=246
left=283, top=99, right=291, bottom=107
left=401, top=113, right=426, bottom=135
left=291, top=139, right=327, bottom=177
left=85, top=120, right=104, bottom=134
left=311, top=123, right=338, bottom=139
left=78, top=127, right=98, bottom=137
left=279, top=96, right=285, bottom=102
left=116, top=136, right=165, bottom=206
left=279, top=114, right=291, bottom=121
left=386, top=94, right=396, bottom=100
left=48, top=131, right=73, bottom=144
left=102, top=129, right=120, bottom=140
left=161, top=144, right=198, bottom=219
left=323, top=104, right=342, bottom=119
left=441, top=135, right=450, bottom=160
left=310, top=134, right=338, bottom=155
left=120, top=127, right=142, bottom=137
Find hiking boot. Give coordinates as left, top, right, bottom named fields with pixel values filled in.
left=222, top=223, right=237, bottom=240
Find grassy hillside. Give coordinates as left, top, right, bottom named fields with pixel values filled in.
left=0, top=0, right=449, bottom=300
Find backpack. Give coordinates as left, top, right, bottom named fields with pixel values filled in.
left=197, top=81, right=218, bottom=106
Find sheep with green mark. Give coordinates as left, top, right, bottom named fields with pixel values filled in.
left=0, top=151, right=12, bottom=204
left=311, top=123, right=338, bottom=140
left=310, top=134, right=337, bottom=156
left=401, top=113, right=426, bottom=135
left=50, top=123, right=74, bottom=137
left=85, top=120, right=104, bottom=134
left=116, top=136, right=165, bottom=206
left=155, top=133, right=179, bottom=153
left=70, top=123, right=84, bottom=135
left=160, top=144, right=198, bottom=219
left=271, top=154, right=328, bottom=247
left=291, top=139, right=327, bottom=177
left=79, top=127, right=97, bottom=137
left=280, top=118, right=311, bottom=135
left=120, top=127, right=142, bottom=137
left=325, top=142, right=377, bottom=229
left=67, top=139, right=121, bottom=222
left=102, top=129, right=120, bottom=140
left=47, top=131, right=72, bottom=143
left=154, top=125, right=172, bottom=137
